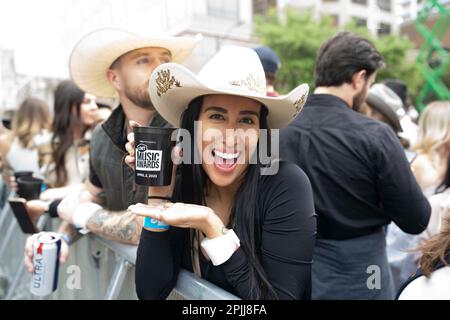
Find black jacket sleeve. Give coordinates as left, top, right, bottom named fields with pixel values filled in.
left=374, top=126, right=431, bottom=234
left=135, top=162, right=317, bottom=300
left=135, top=227, right=185, bottom=299
left=221, top=162, right=317, bottom=299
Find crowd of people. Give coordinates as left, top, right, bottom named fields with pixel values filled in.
left=0, top=27, right=449, bottom=300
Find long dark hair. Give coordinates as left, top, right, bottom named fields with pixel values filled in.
left=178, top=96, right=277, bottom=299
left=436, top=153, right=450, bottom=193
left=51, top=80, right=86, bottom=187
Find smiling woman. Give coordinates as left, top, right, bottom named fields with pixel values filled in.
left=197, top=95, right=261, bottom=186
left=128, top=45, right=315, bottom=300
left=43, top=80, right=99, bottom=188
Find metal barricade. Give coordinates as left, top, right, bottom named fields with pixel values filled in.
left=0, top=202, right=239, bottom=300
left=93, top=236, right=239, bottom=300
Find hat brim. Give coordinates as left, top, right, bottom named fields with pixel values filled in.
left=366, top=94, right=403, bottom=132
left=70, top=28, right=200, bottom=98
left=149, top=63, right=309, bottom=129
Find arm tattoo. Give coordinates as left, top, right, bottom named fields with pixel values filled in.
left=86, top=210, right=143, bottom=245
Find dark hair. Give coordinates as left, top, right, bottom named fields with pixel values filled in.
left=436, top=153, right=450, bottom=193
left=314, top=32, right=385, bottom=87
left=265, top=73, right=277, bottom=86
left=51, top=80, right=86, bottom=187
left=178, top=96, right=277, bottom=299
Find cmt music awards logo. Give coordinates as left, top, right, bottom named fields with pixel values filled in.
left=135, top=144, right=162, bottom=171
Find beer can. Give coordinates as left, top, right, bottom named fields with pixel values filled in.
left=30, top=232, right=61, bottom=296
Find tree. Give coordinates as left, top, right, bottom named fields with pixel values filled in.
left=254, top=8, right=424, bottom=105
left=254, top=9, right=334, bottom=93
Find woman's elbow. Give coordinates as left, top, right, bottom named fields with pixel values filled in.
left=135, top=271, right=177, bottom=300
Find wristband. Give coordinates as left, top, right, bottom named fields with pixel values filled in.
left=60, top=233, right=73, bottom=246
left=48, top=199, right=62, bottom=218
left=143, top=217, right=170, bottom=230
left=143, top=197, right=171, bottom=230
left=72, top=202, right=102, bottom=229
left=200, top=229, right=240, bottom=266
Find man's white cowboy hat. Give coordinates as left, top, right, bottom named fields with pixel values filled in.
left=69, top=28, right=201, bottom=98
left=148, top=45, right=309, bottom=129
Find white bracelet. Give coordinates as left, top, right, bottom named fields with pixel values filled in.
left=72, top=202, right=102, bottom=229
left=200, top=229, right=240, bottom=266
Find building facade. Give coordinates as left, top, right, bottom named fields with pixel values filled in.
left=279, top=0, right=398, bottom=35
left=1, top=0, right=267, bottom=110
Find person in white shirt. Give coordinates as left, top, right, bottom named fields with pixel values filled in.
left=397, top=216, right=450, bottom=300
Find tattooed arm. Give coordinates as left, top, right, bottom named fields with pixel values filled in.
left=86, top=210, right=144, bottom=245
left=82, top=180, right=144, bottom=245
left=56, top=180, right=144, bottom=245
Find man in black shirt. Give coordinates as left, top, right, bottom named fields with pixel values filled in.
left=280, top=32, right=430, bottom=299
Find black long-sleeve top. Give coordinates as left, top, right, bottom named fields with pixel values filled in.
left=280, top=94, right=431, bottom=240
left=135, top=161, right=317, bottom=300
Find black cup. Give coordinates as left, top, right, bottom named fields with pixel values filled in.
left=2, top=119, right=12, bottom=130
left=14, top=171, right=34, bottom=198
left=14, top=171, right=34, bottom=181
left=134, top=126, right=176, bottom=186
left=17, top=176, right=43, bottom=200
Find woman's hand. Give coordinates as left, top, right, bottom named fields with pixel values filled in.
left=128, top=202, right=225, bottom=239
left=24, top=233, right=69, bottom=273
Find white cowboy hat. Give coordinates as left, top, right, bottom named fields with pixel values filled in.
left=69, top=28, right=201, bottom=98
left=148, top=45, right=309, bottom=129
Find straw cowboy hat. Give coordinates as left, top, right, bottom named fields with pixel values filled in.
left=148, top=45, right=309, bottom=129
left=69, top=28, right=201, bottom=98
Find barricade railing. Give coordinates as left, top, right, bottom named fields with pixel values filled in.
left=0, top=199, right=239, bottom=300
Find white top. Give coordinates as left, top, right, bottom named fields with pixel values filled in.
left=387, top=188, right=449, bottom=288
left=6, top=131, right=52, bottom=177
left=399, top=116, right=418, bottom=147
left=398, top=266, right=450, bottom=300
left=418, top=189, right=450, bottom=243
left=42, top=143, right=89, bottom=187
left=64, top=144, right=89, bottom=186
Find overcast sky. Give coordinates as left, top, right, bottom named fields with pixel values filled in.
left=0, top=0, right=418, bottom=78
left=0, top=1, right=71, bottom=77
left=0, top=0, right=192, bottom=78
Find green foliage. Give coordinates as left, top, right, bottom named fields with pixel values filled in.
left=254, top=8, right=424, bottom=104
left=254, top=9, right=333, bottom=93
left=443, top=55, right=450, bottom=93
left=346, top=22, right=424, bottom=105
